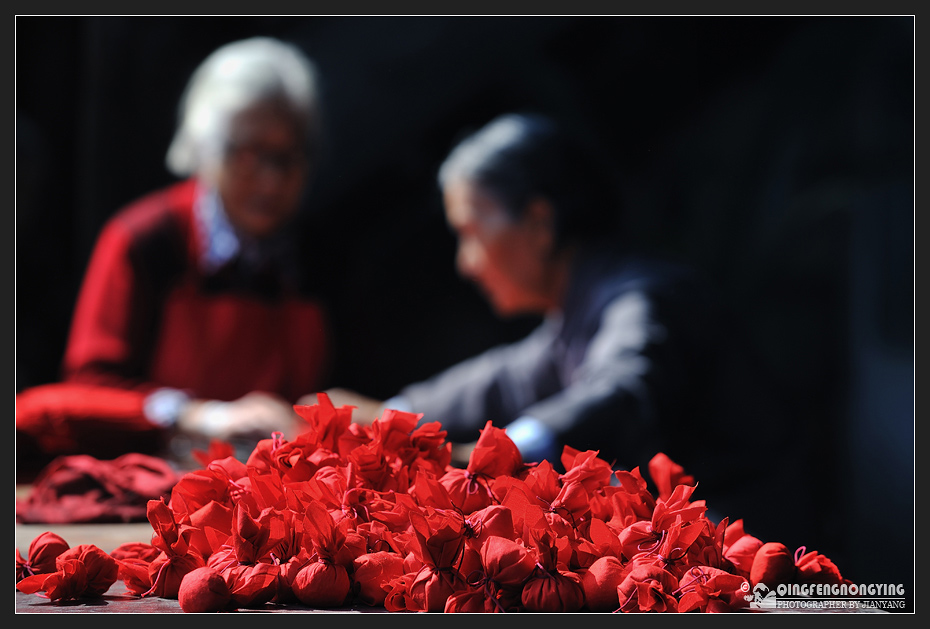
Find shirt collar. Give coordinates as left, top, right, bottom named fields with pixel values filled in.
left=193, top=183, right=241, bottom=274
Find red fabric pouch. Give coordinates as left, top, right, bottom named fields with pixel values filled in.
left=16, top=452, right=179, bottom=524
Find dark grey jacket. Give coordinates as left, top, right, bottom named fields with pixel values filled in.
left=399, top=248, right=719, bottom=471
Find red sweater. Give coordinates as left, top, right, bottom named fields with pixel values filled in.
left=17, top=179, right=330, bottom=467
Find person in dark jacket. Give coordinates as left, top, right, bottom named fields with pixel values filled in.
left=323, top=112, right=721, bottom=475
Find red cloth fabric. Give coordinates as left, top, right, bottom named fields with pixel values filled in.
left=15, top=452, right=180, bottom=524
left=17, top=178, right=331, bottom=471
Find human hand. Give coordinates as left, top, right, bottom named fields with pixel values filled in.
left=178, top=391, right=303, bottom=442
left=296, top=388, right=386, bottom=427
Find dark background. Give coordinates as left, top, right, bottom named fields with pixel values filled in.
left=16, top=16, right=913, bottom=604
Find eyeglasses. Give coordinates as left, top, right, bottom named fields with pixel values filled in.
left=223, top=142, right=309, bottom=176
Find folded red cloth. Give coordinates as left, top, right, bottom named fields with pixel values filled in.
left=16, top=453, right=180, bottom=524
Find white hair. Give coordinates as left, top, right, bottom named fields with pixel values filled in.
left=165, top=36, right=321, bottom=177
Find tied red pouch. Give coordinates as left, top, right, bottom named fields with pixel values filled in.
left=16, top=531, right=70, bottom=582
left=16, top=453, right=180, bottom=524
left=16, top=543, right=119, bottom=601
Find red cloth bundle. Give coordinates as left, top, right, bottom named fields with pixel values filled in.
left=16, top=543, right=119, bottom=602
left=677, top=565, right=751, bottom=613
left=520, top=528, right=585, bottom=613
left=16, top=452, right=180, bottom=524
left=406, top=508, right=468, bottom=612
left=748, top=541, right=797, bottom=587
left=142, top=499, right=206, bottom=598
left=15, top=531, right=70, bottom=582
left=580, top=555, right=627, bottom=612
left=289, top=501, right=358, bottom=607
left=292, top=559, right=350, bottom=608
left=618, top=564, right=681, bottom=613
left=178, top=566, right=233, bottom=613
left=721, top=519, right=764, bottom=579
left=352, top=550, right=407, bottom=606
left=439, top=421, right=524, bottom=514
left=208, top=504, right=285, bottom=608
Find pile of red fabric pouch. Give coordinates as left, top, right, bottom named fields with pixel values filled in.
left=16, top=394, right=850, bottom=613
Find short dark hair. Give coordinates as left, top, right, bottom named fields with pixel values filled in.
left=438, top=112, right=623, bottom=249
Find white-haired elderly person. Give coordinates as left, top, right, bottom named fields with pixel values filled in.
left=16, top=37, right=331, bottom=476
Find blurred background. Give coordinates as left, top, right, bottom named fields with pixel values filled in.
left=16, top=16, right=913, bottom=603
